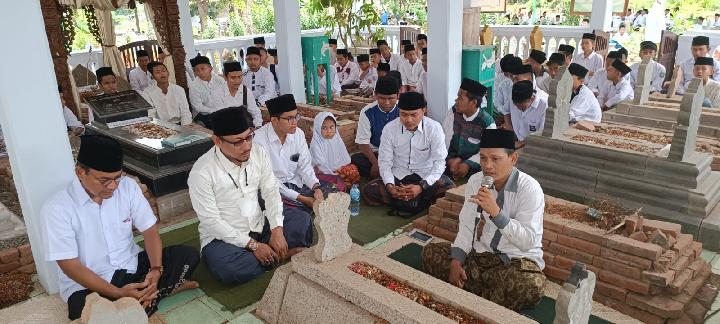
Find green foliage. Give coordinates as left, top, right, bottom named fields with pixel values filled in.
left=251, top=0, right=275, bottom=33
left=228, top=11, right=245, bottom=36
left=71, top=11, right=99, bottom=52
left=305, top=0, right=382, bottom=47
left=201, top=20, right=219, bottom=39
left=300, top=0, right=324, bottom=30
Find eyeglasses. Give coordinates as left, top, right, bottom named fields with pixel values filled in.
left=219, top=132, right=255, bottom=147
left=275, top=114, right=301, bottom=123
left=87, top=171, right=125, bottom=187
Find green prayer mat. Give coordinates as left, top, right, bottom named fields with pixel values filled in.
left=387, top=243, right=612, bottom=324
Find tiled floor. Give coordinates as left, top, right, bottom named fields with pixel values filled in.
left=18, top=228, right=720, bottom=323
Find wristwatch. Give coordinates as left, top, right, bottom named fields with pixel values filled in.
left=247, top=239, right=258, bottom=252
left=150, top=266, right=164, bottom=275
left=311, top=183, right=322, bottom=191
left=420, top=180, right=430, bottom=191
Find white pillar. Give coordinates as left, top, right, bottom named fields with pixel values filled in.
left=178, top=0, right=196, bottom=64
left=0, top=1, right=76, bottom=292
left=589, top=0, right=613, bottom=31
left=426, top=0, right=463, bottom=122
left=273, top=0, right=306, bottom=102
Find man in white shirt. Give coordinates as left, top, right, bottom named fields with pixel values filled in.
left=377, top=39, right=403, bottom=71
left=676, top=36, right=720, bottom=95
left=351, top=77, right=401, bottom=179
left=129, top=50, right=154, bottom=92
left=567, top=63, right=602, bottom=123
left=558, top=44, right=575, bottom=66
left=253, top=36, right=265, bottom=49
left=328, top=39, right=338, bottom=66
left=253, top=94, right=325, bottom=215
left=587, top=51, right=620, bottom=95
left=599, top=59, right=634, bottom=110
left=316, top=64, right=342, bottom=99
left=369, top=48, right=381, bottom=69
left=691, top=57, right=720, bottom=108
left=43, top=135, right=199, bottom=320
left=416, top=34, right=428, bottom=57
left=422, top=129, right=546, bottom=311
left=398, top=44, right=424, bottom=92
left=334, top=48, right=361, bottom=90
left=188, top=107, right=311, bottom=285
left=494, top=55, right=518, bottom=130
left=189, top=54, right=228, bottom=128
left=364, top=92, right=455, bottom=217
left=142, top=61, right=192, bottom=126
left=243, top=46, right=278, bottom=107
left=58, top=85, right=84, bottom=135
left=222, top=61, right=262, bottom=128
left=538, top=53, right=566, bottom=94
left=629, top=41, right=666, bottom=93
left=377, top=62, right=391, bottom=79
left=96, top=67, right=119, bottom=95
left=357, top=54, right=378, bottom=91
left=509, top=80, right=549, bottom=147
left=417, top=48, right=428, bottom=95
left=527, top=49, right=549, bottom=89
left=572, top=33, right=604, bottom=78
left=611, top=24, right=631, bottom=47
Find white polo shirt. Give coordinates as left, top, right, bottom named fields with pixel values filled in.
left=43, top=176, right=156, bottom=301
left=510, top=89, right=549, bottom=141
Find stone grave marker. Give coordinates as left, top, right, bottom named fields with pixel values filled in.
left=633, top=56, right=654, bottom=105
left=80, top=293, right=147, bottom=324
left=554, top=262, right=596, bottom=324
left=313, top=192, right=352, bottom=262
left=542, top=65, right=571, bottom=139
left=668, top=78, right=704, bottom=162
left=666, top=65, right=682, bottom=98
left=72, top=64, right=97, bottom=88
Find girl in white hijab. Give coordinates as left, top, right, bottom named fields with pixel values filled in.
left=310, top=112, right=354, bottom=191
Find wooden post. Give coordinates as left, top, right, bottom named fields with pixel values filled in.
left=462, top=7, right=482, bottom=46
left=480, top=25, right=493, bottom=46
left=530, top=26, right=543, bottom=51
left=40, top=0, right=77, bottom=114
left=146, top=0, right=188, bottom=90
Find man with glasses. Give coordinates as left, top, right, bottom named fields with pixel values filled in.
left=188, top=107, right=311, bottom=284
left=254, top=94, right=325, bottom=218
left=243, top=46, right=277, bottom=107
left=42, top=135, right=200, bottom=320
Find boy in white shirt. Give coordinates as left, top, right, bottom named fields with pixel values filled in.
left=572, top=33, right=604, bottom=78
left=398, top=44, right=424, bottom=92
left=142, top=61, right=193, bottom=125
left=598, top=59, right=634, bottom=110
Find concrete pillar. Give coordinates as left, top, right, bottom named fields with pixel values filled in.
left=178, top=0, right=196, bottom=64
left=589, top=0, right=613, bottom=31
left=0, top=0, right=76, bottom=292
left=426, top=0, right=463, bottom=122
left=273, top=0, right=306, bottom=102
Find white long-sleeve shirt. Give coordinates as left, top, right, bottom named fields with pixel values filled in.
left=221, top=86, right=263, bottom=128
left=334, top=61, right=360, bottom=86
left=129, top=67, right=154, bottom=92
left=142, top=83, right=193, bottom=125
left=417, top=71, right=428, bottom=95
left=253, top=123, right=319, bottom=200
left=572, top=52, right=605, bottom=74
left=316, top=70, right=342, bottom=96
left=188, top=145, right=283, bottom=250
left=570, top=85, right=602, bottom=123
left=359, top=67, right=378, bottom=90
left=629, top=60, right=666, bottom=93
left=381, top=53, right=404, bottom=71
left=450, top=168, right=545, bottom=269
left=598, top=78, right=634, bottom=108
left=587, top=68, right=608, bottom=94
left=63, top=106, right=84, bottom=129
left=510, top=89, right=549, bottom=141
left=189, top=73, right=228, bottom=115
left=677, top=57, right=720, bottom=94
left=398, top=59, right=424, bottom=87
left=378, top=117, right=447, bottom=186
left=705, top=79, right=720, bottom=108
left=494, top=77, right=513, bottom=115
left=243, top=66, right=277, bottom=106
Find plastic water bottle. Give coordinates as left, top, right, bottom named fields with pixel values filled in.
left=350, top=184, right=360, bottom=217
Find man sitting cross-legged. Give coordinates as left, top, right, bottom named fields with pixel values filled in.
left=422, top=129, right=546, bottom=311
left=43, top=135, right=200, bottom=320
left=188, top=107, right=312, bottom=285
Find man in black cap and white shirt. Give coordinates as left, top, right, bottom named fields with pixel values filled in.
left=509, top=80, right=548, bottom=147
left=142, top=61, right=193, bottom=126
left=253, top=36, right=266, bottom=49
left=527, top=49, right=549, bottom=89
left=357, top=54, right=378, bottom=91
left=558, top=44, right=575, bottom=66
left=243, top=46, right=278, bottom=107
left=189, top=107, right=311, bottom=285
left=676, top=36, right=720, bottom=95
left=43, top=135, right=200, bottom=320
left=377, top=39, right=403, bottom=71
left=398, top=44, right=424, bottom=92
left=692, top=57, right=720, bottom=108
left=572, top=33, right=604, bottom=78
left=129, top=50, right=154, bottom=92
left=221, top=61, right=262, bottom=128
left=567, top=63, right=602, bottom=123
left=334, top=48, right=360, bottom=89
left=422, top=129, right=546, bottom=311
left=96, top=67, right=119, bottom=95
left=599, top=59, right=634, bottom=110
left=189, top=54, right=228, bottom=127
left=629, top=41, right=666, bottom=93
left=364, top=92, right=455, bottom=217
left=587, top=51, right=623, bottom=96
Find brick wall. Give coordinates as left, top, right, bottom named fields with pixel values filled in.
left=0, top=244, right=35, bottom=275
left=412, top=185, right=719, bottom=324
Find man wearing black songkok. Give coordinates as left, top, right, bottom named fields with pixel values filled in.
left=189, top=107, right=312, bottom=285
left=43, top=135, right=199, bottom=320
left=422, top=129, right=547, bottom=311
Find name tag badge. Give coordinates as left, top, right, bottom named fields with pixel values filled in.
left=529, top=125, right=537, bottom=132
left=468, top=137, right=480, bottom=144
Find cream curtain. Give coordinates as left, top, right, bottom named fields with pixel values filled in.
left=144, top=3, right=177, bottom=84
left=96, top=9, right=128, bottom=81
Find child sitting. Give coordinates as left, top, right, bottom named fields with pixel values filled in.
left=310, top=112, right=359, bottom=192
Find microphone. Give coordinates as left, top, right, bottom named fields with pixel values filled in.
left=476, top=175, right=495, bottom=213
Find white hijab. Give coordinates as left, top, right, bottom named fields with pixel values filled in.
left=310, top=112, right=351, bottom=174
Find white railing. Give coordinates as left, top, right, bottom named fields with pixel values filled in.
left=491, top=25, right=592, bottom=58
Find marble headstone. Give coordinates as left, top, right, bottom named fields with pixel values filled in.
left=668, top=78, right=704, bottom=162
left=542, top=65, right=571, bottom=139
left=633, top=56, right=654, bottom=105
left=666, top=65, right=682, bottom=98
left=554, top=262, right=596, bottom=324
left=313, top=192, right=352, bottom=262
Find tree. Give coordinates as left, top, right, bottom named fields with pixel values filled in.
left=197, top=0, right=210, bottom=33
left=305, top=0, right=383, bottom=48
